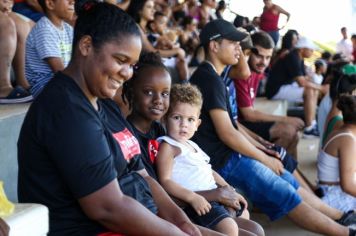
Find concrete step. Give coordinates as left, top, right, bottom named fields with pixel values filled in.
left=3, top=203, right=49, bottom=236
left=0, top=103, right=30, bottom=202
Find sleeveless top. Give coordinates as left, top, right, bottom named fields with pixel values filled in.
left=322, top=115, right=343, bottom=146
left=157, top=136, right=217, bottom=191
left=317, top=132, right=356, bottom=182
left=260, top=6, right=279, bottom=32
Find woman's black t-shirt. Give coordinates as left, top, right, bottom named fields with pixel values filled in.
left=18, top=72, right=144, bottom=235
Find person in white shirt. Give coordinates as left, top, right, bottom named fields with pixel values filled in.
left=336, top=27, right=353, bottom=62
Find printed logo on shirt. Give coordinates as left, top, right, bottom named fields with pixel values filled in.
left=148, top=139, right=160, bottom=163
left=112, top=128, right=141, bottom=161
left=249, top=88, right=255, bottom=100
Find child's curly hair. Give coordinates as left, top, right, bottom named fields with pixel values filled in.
left=168, top=83, right=203, bottom=114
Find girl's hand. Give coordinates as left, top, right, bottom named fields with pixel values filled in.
left=189, top=194, right=211, bottom=216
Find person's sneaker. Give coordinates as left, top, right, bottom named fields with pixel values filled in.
left=0, top=86, right=33, bottom=104
left=303, top=124, right=320, bottom=138
left=336, top=210, right=356, bottom=230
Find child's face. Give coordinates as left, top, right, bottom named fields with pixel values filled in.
left=166, top=102, right=201, bottom=143
left=50, top=0, right=74, bottom=21
left=131, top=67, right=171, bottom=122
left=154, top=15, right=168, bottom=35
left=187, top=19, right=197, bottom=32
left=0, top=0, right=13, bottom=13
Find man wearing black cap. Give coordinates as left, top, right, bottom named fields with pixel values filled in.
left=190, top=19, right=356, bottom=236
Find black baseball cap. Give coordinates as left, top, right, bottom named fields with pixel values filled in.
left=199, top=19, right=248, bottom=46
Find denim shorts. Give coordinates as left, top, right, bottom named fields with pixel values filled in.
left=218, top=153, right=302, bottom=221
left=183, top=201, right=230, bottom=228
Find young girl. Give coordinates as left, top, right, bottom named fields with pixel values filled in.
left=122, top=52, right=171, bottom=180
left=156, top=83, right=257, bottom=236
left=123, top=54, right=264, bottom=236
left=318, top=93, right=356, bottom=212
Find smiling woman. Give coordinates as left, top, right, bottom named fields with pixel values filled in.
left=17, top=2, right=202, bottom=236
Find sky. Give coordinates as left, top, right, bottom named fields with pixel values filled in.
left=224, top=0, right=355, bottom=44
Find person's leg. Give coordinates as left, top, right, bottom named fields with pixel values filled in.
left=292, top=169, right=315, bottom=193
left=219, top=154, right=350, bottom=235
left=9, top=13, right=32, bottom=89
left=267, top=30, right=279, bottom=46
left=219, top=154, right=302, bottom=222
left=269, top=122, right=299, bottom=158
left=297, top=186, right=343, bottom=220
left=196, top=225, right=226, bottom=236
left=213, top=217, right=239, bottom=236
left=0, top=13, right=16, bottom=98
left=287, top=201, right=349, bottom=236
left=271, top=83, right=304, bottom=103
left=303, top=87, right=319, bottom=127
left=234, top=217, right=265, bottom=236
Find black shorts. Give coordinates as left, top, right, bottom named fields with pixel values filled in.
left=183, top=201, right=230, bottom=229
left=281, top=153, right=298, bottom=173
left=240, top=121, right=275, bottom=141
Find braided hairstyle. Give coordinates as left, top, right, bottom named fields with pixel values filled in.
left=73, top=0, right=140, bottom=54
left=122, top=52, right=169, bottom=109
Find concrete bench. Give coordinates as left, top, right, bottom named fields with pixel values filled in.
left=1, top=104, right=49, bottom=235
left=254, top=97, right=288, bottom=116
left=3, top=203, right=49, bottom=236
left=0, top=103, right=30, bottom=202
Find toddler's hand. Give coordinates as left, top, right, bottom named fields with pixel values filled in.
left=189, top=194, right=211, bottom=216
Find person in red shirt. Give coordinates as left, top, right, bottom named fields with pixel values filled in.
left=351, top=34, right=356, bottom=64
left=259, top=0, right=290, bottom=46
left=235, top=31, right=304, bottom=159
